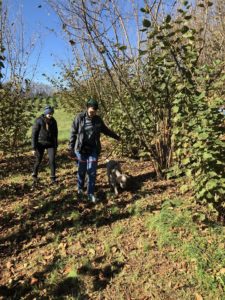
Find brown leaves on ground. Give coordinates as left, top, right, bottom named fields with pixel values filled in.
left=0, top=143, right=214, bottom=299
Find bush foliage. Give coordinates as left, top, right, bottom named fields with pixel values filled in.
left=56, top=1, right=225, bottom=213
left=1, top=1, right=224, bottom=214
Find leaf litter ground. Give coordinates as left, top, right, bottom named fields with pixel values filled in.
left=0, top=141, right=224, bottom=299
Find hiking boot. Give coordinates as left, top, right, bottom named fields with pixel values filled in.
left=87, top=194, right=97, bottom=203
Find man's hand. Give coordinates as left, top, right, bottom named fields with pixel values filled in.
left=32, top=150, right=36, bottom=156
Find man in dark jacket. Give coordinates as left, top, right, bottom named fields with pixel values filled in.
left=32, top=106, right=58, bottom=183
left=69, top=99, right=120, bottom=202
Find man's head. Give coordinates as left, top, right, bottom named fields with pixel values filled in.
left=86, top=98, right=98, bottom=118
left=44, top=106, right=54, bottom=119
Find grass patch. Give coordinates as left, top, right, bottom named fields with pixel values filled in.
left=112, top=224, right=126, bottom=237
left=128, top=200, right=143, bottom=216
left=53, top=108, right=74, bottom=142
left=146, top=198, right=225, bottom=298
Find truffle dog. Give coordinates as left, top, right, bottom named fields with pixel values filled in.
left=106, top=160, right=128, bottom=195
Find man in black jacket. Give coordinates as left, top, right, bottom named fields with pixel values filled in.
left=32, top=106, right=58, bottom=183
left=69, top=99, right=120, bottom=202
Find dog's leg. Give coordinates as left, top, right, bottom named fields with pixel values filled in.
left=108, top=174, right=114, bottom=192
left=114, top=185, right=119, bottom=196
left=112, top=179, right=119, bottom=196
left=111, top=173, right=119, bottom=196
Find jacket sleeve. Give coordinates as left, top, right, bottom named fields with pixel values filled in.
left=31, top=118, right=41, bottom=150
left=100, top=119, right=120, bottom=140
left=68, top=115, right=79, bottom=150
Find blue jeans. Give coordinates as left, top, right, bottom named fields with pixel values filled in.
left=75, top=150, right=98, bottom=195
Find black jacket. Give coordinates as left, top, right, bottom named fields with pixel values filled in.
left=69, top=111, right=120, bottom=155
left=32, top=115, right=58, bottom=149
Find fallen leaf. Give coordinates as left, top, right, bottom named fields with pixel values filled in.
left=195, top=293, right=203, bottom=300
left=218, top=268, right=225, bottom=275
left=88, top=248, right=96, bottom=256
left=30, top=277, right=38, bottom=285
left=6, top=261, right=13, bottom=269
left=63, top=265, right=72, bottom=275
left=44, top=253, right=54, bottom=260
left=112, top=246, right=118, bottom=253
left=58, top=242, right=68, bottom=249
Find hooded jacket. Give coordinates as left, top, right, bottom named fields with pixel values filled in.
left=32, top=115, right=58, bottom=150
left=69, top=111, right=120, bottom=155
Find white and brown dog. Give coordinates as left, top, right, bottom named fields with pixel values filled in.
left=106, top=159, right=128, bottom=196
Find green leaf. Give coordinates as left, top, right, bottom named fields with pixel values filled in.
left=203, top=152, right=213, bottom=160
left=173, top=106, right=179, bottom=113
left=184, top=15, right=192, bottom=20
left=140, top=7, right=150, bottom=13
left=118, top=45, right=127, bottom=51
left=176, top=84, right=185, bottom=91
left=67, top=268, right=78, bottom=278
left=182, top=158, right=190, bottom=165
left=206, top=192, right=213, bottom=199
left=193, top=142, right=203, bottom=148
left=185, top=169, right=192, bottom=177
left=181, top=25, right=189, bottom=33
left=196, top=188, right=207, bottom=198
left=206, top=180, right=218, bottom=190
left=199, top=132, right=209, bottom=140
left=142, top=19, right=151, bottom=28
left=165, top=15, right=171, bottom=23
left=156, top=35, right=165, bottom=40
left=183, top=31, right=194, bottom=39
left=180, top=184, right=189, bottom=193
left=139, top=49, right=148, bottom=55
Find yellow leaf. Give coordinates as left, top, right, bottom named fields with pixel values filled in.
left=218, top=268, right=225, bottom=274
left=88, top=248, right=96, bottom=256
left=6, top=261, right=13, bottom=269
left=195, top=293, right=203, bottom=300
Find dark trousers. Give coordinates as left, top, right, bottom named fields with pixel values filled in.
left=33, top=145, right=56, bottom=179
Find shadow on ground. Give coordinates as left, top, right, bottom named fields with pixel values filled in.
left=0, top=256, right=88, bottom=299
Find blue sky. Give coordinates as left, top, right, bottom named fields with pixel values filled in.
left=5, top=0, right=72, bottom=84
left=4, top=0, right=178, bottom=85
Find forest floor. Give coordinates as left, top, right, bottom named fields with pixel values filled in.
left=0, top=141, right=225, bottom=300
